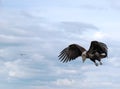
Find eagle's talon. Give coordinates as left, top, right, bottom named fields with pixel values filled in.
left=95, top=63, right=98, bottom=66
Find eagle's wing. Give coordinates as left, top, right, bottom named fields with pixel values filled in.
left=98, top=42, right=108, bottom=57
left=88, top=41, right=108, bottom=57
left=58, top=44, right=86, bottom=63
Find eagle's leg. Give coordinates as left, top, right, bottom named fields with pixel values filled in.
left=90, top=59, right=98, bottom=66
left=95, top=62, right=98, bottom=66
left=97, top=59, right=102, bottom=65
left=99, top=61, right=102, bottom=65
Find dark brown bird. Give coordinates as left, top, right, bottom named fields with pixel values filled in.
left=58, top=41, right=108, bottom=66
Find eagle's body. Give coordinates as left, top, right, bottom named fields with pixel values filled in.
left=58, top=41, right=108, bottom=66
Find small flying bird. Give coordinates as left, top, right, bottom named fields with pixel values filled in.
left=58, top=41, right=108, bottom=66
left=20, top=53, right=27, bottom=56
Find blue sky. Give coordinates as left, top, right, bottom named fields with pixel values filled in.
left=0, top=0, right=120, bottom=89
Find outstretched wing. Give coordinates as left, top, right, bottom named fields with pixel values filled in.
left=98, top=42, right=108, bottom=57
left=88, top=41, right=108, bottom=57
left=58, top=44, right=86, bottom=63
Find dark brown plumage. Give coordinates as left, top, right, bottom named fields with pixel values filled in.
left=58, top=41, right=108, bottom=66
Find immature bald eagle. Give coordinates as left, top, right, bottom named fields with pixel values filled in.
left=58, top=41, right=108, bottom=66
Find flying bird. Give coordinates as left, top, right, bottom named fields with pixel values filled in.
left=58, top=41, right=108, bottom=66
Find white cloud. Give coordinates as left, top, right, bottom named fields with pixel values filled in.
left=25, top=86, right=60, bottom=89
left=4, top=60, right=30, bottom=78
left=54, top=78, right=75, bottom=86
left=93, top=31, right=105, bottom=39
left=56, top=69, right=78, bottom=75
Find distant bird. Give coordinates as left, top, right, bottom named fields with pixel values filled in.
left=58, top=41, right=108, bottom=66
left=20, top=53, right=27, bottom=56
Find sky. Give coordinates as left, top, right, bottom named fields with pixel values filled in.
left=0, top=0, right=120, bottom=89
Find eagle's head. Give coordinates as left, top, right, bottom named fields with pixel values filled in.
left=82, top=51, right=87, bottom=63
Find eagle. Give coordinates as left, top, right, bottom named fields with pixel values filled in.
left=58, top=41, right=108, bottom=66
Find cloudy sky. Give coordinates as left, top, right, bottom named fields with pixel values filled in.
left=0, top=0, right=120, bottom=89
